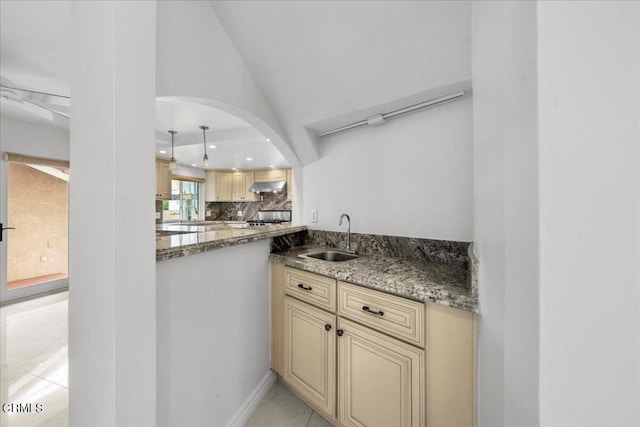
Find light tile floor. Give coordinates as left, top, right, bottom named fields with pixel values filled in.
left=245, top=381, right=331, bottom=427
left=245, top=380, right=332, bottom=427
left=1, top=291, right=68, bottom=426
left=1, top=291, right=330, bottom=427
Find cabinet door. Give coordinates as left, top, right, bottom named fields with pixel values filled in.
left=231, top=172, right=256, bottom=201
left=243, top=172, right=257, bottom=201
left=255, top=169, right=286, bottom=182
left=284, top=296, right=336, bottom=418
left=155, top=162, right=160, bottom=198
left=156, top=160, right=172, bottom=200
left=215, top=172, right=232, bottom=201
left=270, top=169, right=287, bottom=181
left=232, top=172, right=244, bottom=201
left=337, top=318, right=424, bottom=427
left=271, top=262, right=285, bottom=375
left=205, top=171, right=217, bottom=202
left=254, top=170, right=272, bottom=182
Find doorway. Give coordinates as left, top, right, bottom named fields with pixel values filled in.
left=0, top=154, right=69, bottom=304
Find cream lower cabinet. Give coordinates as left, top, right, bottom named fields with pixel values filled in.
left=272, top=263, right=476, bottom=427
left=283, top=296, right=336, bottom=418
left=337, top=317, right=424, bottom=427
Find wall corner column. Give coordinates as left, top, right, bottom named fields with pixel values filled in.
left=69, top=1, right=157, bottom=425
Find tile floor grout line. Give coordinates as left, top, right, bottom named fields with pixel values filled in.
left=305, top=410, right=314, bottom=427
left=28, top=371, right=69, bottom=390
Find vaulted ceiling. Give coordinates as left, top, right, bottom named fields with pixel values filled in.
left=1, top=1, right=472, bottom=167
left=211, top=0, right=471, bottom=163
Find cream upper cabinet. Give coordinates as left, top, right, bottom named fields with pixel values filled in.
left=254, top=170, right=271, bottom=182
left=155, top=160, right=172, bottom=200
left=254, top=168, right=292, bottom=200
left=232, top=173, right=243, bottom=201
left=232, top=171, right=256, bottom=202
left=337, top=317, right=425, bottom=427
left=214, top=172, right=233, bottom=201
left=255, top=168, right=287, bottom=182
left=283, top=296, right=336, bottom=419
left=270, top=168, right=287, bottom=181
left=205, top=171, right=216, bottom=202
left=286, top=169, right=292, bottom=201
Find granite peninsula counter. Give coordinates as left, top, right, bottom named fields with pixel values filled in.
left=155, top=223, right=306, bottom=261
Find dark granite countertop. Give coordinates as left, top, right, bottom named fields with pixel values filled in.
left=156, top=224, right=307, bottom=262
left=270, top=245, right=478, bottom=313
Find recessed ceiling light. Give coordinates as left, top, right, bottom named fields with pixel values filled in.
left=209, top=145, right=216, bottom=149
left=269, top=165, right=275, bottom=168
left=159, top=150, right=167, bottom=154
left=232, top=167, right=237, bottom=170
left=246, top=157, right=253, bottom=161
left=191, top=164, right=197, bottom=167
left=266, top=138, right=270, bottom=142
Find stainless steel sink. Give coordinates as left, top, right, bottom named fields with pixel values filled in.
left=302, top=250, right=358, bottom=262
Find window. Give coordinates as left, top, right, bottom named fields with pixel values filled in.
left=163, top=179, right=200, bottom=222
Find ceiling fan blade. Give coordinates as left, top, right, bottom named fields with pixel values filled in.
left=1, top=85, right=70, bottom=108
left=22, top=98, right=70, bottom=119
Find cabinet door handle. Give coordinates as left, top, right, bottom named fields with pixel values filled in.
left=325, top=324, right=332, bottom=331
left=362, top=306, right=384, bottom=316
left=336, top=329, right=344, bottom=337
left=297, top=283, right=312, bottom=291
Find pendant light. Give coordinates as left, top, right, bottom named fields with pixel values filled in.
left=168, top=130, right=178, bottom=171
left=200, top=125, right=210, bottom=167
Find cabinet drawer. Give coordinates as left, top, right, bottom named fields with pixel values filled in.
left=338, top=281, right=425, bottom=347
left=285, top=267, right=336, bottom=312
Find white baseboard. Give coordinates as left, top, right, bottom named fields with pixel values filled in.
left=226, top=370, right=277, bottom=427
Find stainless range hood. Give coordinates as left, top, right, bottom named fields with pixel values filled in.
left=249, top=181, right=287, bottom=193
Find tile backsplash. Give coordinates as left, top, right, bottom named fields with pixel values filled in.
left=205, top=192, right=291, bottom=221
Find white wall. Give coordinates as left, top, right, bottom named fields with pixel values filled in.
left=303, top=97, right=473, bottom=241
left=538, top=2, right=640, bottom=426
left=69, top=2, right=157, bottom=425
left=472, top=2, right=539, bottom=426
left=156, top=239, right=271, bottom=427
left=0, top=115, right=69, bottom=160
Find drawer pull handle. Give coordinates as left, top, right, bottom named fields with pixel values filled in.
left=337, top=329, right=344, bottom=337
left=297, top=283, right=312, bottom=291
left=362, top=306, right=384, bottom=316
left=325, top=324, right=332, bottom=331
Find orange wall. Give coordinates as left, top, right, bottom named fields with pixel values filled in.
left=7, top=163, right=69, bottom=282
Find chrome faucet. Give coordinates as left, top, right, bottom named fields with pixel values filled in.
left=338, top=213, right=353, bottom=253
